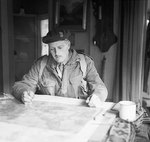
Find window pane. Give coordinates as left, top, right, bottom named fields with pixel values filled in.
left=41, top=19, right=49, bottom=56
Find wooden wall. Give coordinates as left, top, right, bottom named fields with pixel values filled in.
left=0, top=6, right=3, bottom=92
left=0, top=0, right=14, bottom=93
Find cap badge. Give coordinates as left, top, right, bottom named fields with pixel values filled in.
left=59, top=32, right=64, bottom=37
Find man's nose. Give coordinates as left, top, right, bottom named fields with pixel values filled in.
left=55, top=48, right=59, bottom=55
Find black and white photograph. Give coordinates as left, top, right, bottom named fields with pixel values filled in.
left=0, top=0, right=150, bottom=142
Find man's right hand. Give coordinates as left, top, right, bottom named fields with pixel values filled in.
left=21, top=91, right=34, bottom=104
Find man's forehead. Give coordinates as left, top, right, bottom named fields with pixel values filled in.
left=49, top=40, right=67, bottom=47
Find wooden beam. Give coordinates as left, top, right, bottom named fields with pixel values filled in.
left=0, top=0, right=14, bottom=93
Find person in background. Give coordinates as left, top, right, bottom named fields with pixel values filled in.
left=12, top=28, right=108, bottom=107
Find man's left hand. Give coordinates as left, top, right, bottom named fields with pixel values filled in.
left=86, top=94, right=102, bottom=108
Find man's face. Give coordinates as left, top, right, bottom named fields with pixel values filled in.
left=49, top=40, right=70, bottom=64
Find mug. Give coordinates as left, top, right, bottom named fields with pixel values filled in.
left=119, top=101, right=136, bottom=122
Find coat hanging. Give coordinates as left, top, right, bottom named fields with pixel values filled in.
left=92, top=0, right=117, bottom=52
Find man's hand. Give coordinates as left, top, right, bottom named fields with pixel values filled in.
left=21, top=91, right=35, bottom=104
left=86, top=94, right=102, bottom=108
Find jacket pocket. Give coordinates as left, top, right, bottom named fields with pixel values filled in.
left=70, top=75, right=88, bottom=99
left=70, top=75, right=82, bottom=85
left=70, top=75, right=81, bottom=98
left=39, top=80, right=55, bottom=95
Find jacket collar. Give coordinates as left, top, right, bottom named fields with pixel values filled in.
left=65, top=49, right=80, bottom=66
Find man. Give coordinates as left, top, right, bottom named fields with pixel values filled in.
left=12, top=28, right=108, bottom=107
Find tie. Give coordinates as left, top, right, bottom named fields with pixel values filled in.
left=57, top=64, right=64, bottom=79
left=56, top=64, right=68, bottom=96
left=60, top=66, right=68, bottom=96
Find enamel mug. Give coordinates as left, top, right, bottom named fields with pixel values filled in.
left=119, top=101, right=136, bottom=122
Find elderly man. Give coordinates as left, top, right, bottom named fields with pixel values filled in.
left=12, top=28, right=108, bottom=107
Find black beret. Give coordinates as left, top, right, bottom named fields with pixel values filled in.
left=42, top=28, right=71, bottom=44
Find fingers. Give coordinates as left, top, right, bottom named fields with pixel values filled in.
left=21, top=91, right=34, bottom=104
left=86, top=94, right=102, bottom=108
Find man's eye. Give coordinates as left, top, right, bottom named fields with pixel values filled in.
left=58, top=46, right=63, bottom=49
left=50, top=48, right=54, bottom=51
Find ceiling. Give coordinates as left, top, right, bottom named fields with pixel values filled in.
left=13, top=0, right=48, bottom=15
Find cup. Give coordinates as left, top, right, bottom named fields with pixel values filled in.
left=119, top=101, right=136, bottom=122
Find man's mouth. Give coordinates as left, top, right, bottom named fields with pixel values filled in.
left=55, top=55, right=61, bottom=59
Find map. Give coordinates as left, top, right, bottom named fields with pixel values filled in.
left=0, top=98, right=96, bottom=133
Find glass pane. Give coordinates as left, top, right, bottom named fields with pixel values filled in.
left=41, top=19, right=49, bottom=56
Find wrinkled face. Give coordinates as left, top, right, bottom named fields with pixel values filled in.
left=49, top=40, right=70, bottom=64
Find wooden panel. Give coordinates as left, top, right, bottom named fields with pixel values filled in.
left=0, top=25, right=3, bottom=92
left=13, top=15, right=37, bottom=81
left=15, top=61, right=33, bottom=81
left=14, top=37, right=35, bottom=61
left=14, top=16, right=36, bottom=36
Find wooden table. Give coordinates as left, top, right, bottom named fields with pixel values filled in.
left=0, top=95, right=116, bottom=142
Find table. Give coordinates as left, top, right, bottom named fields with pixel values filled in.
left=0, top=95, right=116, bottom=142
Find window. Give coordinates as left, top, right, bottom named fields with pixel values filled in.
left=40, top=19, right=49, bottom=56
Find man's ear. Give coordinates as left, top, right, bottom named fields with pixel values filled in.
left=48, top=43, right=51, bottom=48
left=65, top=39, right=71, bottom=49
